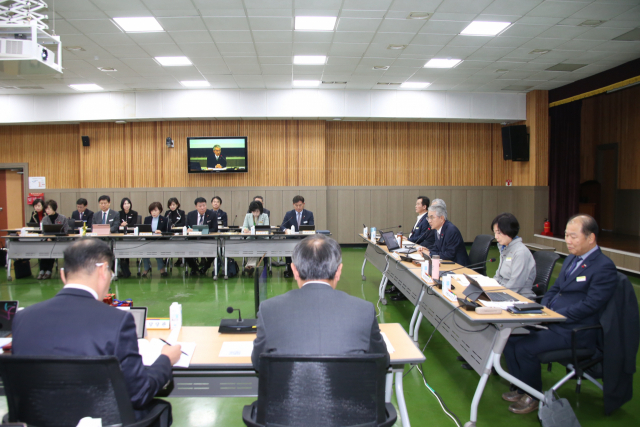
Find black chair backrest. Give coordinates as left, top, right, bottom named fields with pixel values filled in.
left=0, top=356, right=136, bottom=427
left=532, top=251, right=561, bottom=297
left=257, top=354, right=389, bottom=427
left=468, top=234, right=494, bottom=276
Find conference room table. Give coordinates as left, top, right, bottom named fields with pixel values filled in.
left=359, top=235, right=566, bottom=427
left=148, top=323, right=425, bottom=427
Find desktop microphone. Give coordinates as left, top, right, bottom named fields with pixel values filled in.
left=231, top=215, right=238, bottom=227
left=280, top=215, right=295, bottom=230
left=227, top=306, right=242, bottom=322
left=441, top=258, right=496, bottom=275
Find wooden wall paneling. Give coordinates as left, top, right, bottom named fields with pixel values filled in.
left=421, top=123, right=451, bottom=186
left=297, top=121, right=325, bottom=187
left=337, top=190, right=355, bottom=243
left=449, top=124, right=492, bottom=187
left=402, top=189, right=419, bottom=236
left=316, top=188, right=327, bottom=230
left=370, top=189, right=388, bottom=231
left=450, top=189, right=468, bottom=241
left=326, top=189, right=338, bottom=239
left=265, top=189, right=283, bottom=226
left=529, top=91, right=549, bottom=187
left=60, top=192, right=78, bottom=218
left=466, top=190, right=483, bottom=241
left=482, top=189, right=498, bottom=236
left=354, top=190, right=371, bottom=242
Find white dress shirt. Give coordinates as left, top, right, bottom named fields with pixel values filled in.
left=63, top=284, right=99, bottom=300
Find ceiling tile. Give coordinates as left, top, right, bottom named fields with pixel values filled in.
left=127, top=32, right=175, bottom=44
left=333, top=31, right=376, bottom=43
left=195, top=64, right=232, bottom=74
left=401, top=45, right=442, bottom=56
left=388, top=0, right=445, bottom=12
left=104, top=44, right=150, bottom=57
left=293, top=64, right=325, bottom=74
left=556, top=39, right=606, bottom=51
left=66, top=19, right=122, bottom=33
left=377, top=19, right=425, bottom=33
left=575, top=27, right=634, bottom=41
left=297, top=0, right=344, bottom=8
left=210, top=31, right=253, bottom=43
left=156, top=17, right=208, bottom=32
left=519, top=38, right=570, bottom=50
left=246, top=9, right=292, bottom=17
left=329, top=43, right=369, bottom=56
left=500, top=24, right=550, bottom=38
left=437, top=0, right=494, bottom=14
left=481, top=0, right=543, bottom=16
left=391, top=58, right=426, bottom=67
left=484, top=36, right=529, bottom=48
left=178, top=43, right=222, bottom=58
left=292, top=43, right=332, bottom=55
left=48, top=20, right=82, bottom=35
left=248, top=17, right=294, bottom=31
left=260, top=64, right=293, bottom=74
left=203, top=17, right=250, bottom=31
left=245, top=0, right=292, bottom=8
left=365, top=43, right=406, bottom=58
left=228, top=64, right=263, bottom=74
left=372, top=33, right=418, bottom=44
left=342, top=0, right=394, bottom=9
left=258, top=56, right=293, bottom=64
left=168, top=31, right=214, bottom=44
left=323, top=64, right=358, bottom=73
left=217, top=43, right=257, bottom=54
left=252, top=31, right=293, bottom=43
left=233, top=75, right=265, bottom=89
left=337, top=18, right=383, bottom=32
left=255, top=43, right=293, bottom=56
left=140, top=43, right=185, bottom=57
left=466, top=46, right=515, bottom=61
left=293, top=32, right=334, bottom=43
left=526, top=1, right=589, bottom=18
left=537, top=25, right=590, bottom=39
left=447, top=35, right=492, bottom=47
left=411, top=34, right=455, bottom=45
left=192, top=0, right=244, bottom=9
left=340, top=10, right=387, bottom=18
left=419, top=20, right=471, bottom=35
left=199, top=9, right=246, bottom=17
left=570, top=3, right=636, bottom=20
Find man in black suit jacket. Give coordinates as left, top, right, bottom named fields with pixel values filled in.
left=280, top=195, right=315, bottom=278
left=12, top=239, right=181, bottom=422
left=502, top=215, right=618, bottom=414
left=211, top=196, right=228, bottom=227
left=95, top=195, right=120, bottom=233
left=252, top=234, right=388, bottom=370
left=185, top=197, right=218, bottom=276
left=206, top=145, right=227, bottom=169
left=408, top=196, right=430, bottom=244
left=71, top=197, right=94, bottom=227
left=418, top=205, right=469, bottom=266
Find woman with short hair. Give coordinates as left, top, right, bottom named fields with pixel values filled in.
left=142, top=202, right=169, bottom=278
left=241, top=201, right=270, bottom=274
left=38, top=200, right=69, bottom=280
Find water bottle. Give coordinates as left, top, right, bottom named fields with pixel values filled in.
left=251, top=225, right=255, bottom=235
left=432, top=255, right=440, bottom=280
left=170, top=302, right=182, bottom=330
left=291, top=225, right=296, bottom=234
left=371, top=227, right=377, bottom=242
left=442, top=274, right=451, bottom=292
left=363, top=226, right=368, bottom=238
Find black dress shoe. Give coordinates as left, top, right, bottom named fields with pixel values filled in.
left=390, top=293, right=408, bottom=301
left=283, top=270, right=293, bottom=278
left=461, top=363, right=473, bottom=370
left=456, top=356, right=466, bottom=362
left=385, top=286, right=399, bottom=294
left=190, top=270, right=200, bottom=277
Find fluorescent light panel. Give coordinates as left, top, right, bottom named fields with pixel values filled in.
left=295, top=16, right=337, bottom=31
left=180, top=80, right=210, bottom=87
left=460, top=21, right=511, bottom=36
left=293, top=55, right=326, bottom=65
left=113, top=17, right=163, bottom=33
left=155, top=56, right=192, bottom=66
left=400, top=82, right=431, bottom=89
left=293, top=80, right=321, bottom=87
left=69, top=84, right=103, bottom=91
left=424, top=58, right=462, bottom=68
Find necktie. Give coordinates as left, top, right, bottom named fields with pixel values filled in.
left=80, top=212, right=83, bottom=220
left=565, top=256, right=582, bottom=279
left=198, top=215, right=203, bottom=225
left=297, top=212, right=301, bottom=226
left=103, top=212, right=107, bottom=224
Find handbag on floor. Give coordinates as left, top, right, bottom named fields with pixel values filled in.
left=14, top=259, right=33, bottom=279
left=539, top=389, right=581, bottom=427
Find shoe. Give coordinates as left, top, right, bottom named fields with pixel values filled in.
left=141, top=269, right=151, bottom=278
left=508, top=394, right=539, bottom=414
left=160, top=271, right=169, bottom=278
left=461, top=363, right=473, bottom=370
left=456, top=356, right=466, bottom=362
left=390, top=293, right=408, bottom=301
left=190, top=270, right=200, bottom=277
left=42, top=271, right=51, bottom=280
left=36, top=271, right=44, bottom=280
left=121, top=272, right=132, bottom=279
left=244, top=266, right=255, bottom=276
left=199, top=267, right=208, bottom=276
left=385, top=286, right=399, bottom=294
left=174, top=260, right=183, bottom=267
left=283, top=270, right=293, bottom=278
left=502, top=391, right=524, bottom=402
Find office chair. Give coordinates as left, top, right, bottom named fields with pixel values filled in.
left=0, top=356, right=170, bottom=427
left=531, top=250, right=560, bottom=301
left=467, top=234, right=494, bottom=276
left=243, top=354, right=396, bottom=427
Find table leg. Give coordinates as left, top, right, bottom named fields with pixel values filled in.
left=385, top=372, right=393, bottom=402
left=361, top=258, right=367, bottom=281
left=413, top=313, right=423, bottom=343
left=224, top=257, right=228, bottom=280
left=465, top=354, right=493, bottom=427
left=213, top=256, right=218, bottom=280
left=114, top=258, right=119, bottom=280
left=395, top=369, right=411, bottom=427
left=6, top=258, right=12, bottom=281
left=409, top=305, right=420, bottom=337
left=378, top=276, right=388, bottom=305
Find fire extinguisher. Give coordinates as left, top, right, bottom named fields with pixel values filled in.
left=542, top=218, right=553, bottom=236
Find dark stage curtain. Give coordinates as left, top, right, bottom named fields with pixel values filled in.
left=549, top=101, right=582, bottom=236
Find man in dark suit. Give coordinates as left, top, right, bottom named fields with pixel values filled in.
left=408, top=196, right=430, bottom=244
left=502, top=214, right=617, bottom=414
left=71, top=197, right=94, bottom=227
left=12, top=239, right=181, bottom=423
left=185, top=197, right=218, bottom=276
left=207, top=145, right=227, bottom=169
left=95, top=195, right=120, bottom=233
left=280, top=195, right=315, bottom=278
left=418, top=205, right=469, bottom=266
left=252, top=234, right=388, bottom=370
left=211, top=196, right=228, bottom=227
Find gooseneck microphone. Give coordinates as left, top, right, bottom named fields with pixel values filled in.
left=441, top=258, right=497, bottom=275
left=227, top=306, right=242, bottom=322
left=280, top=215, right=295, bottom=230
left=231, top=215, right=238, bottom=227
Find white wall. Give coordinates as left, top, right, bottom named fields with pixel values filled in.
left=0, top=89, right=526, bottom=124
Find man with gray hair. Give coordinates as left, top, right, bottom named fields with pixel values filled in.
left=251, top=234, right=388, bottom=370
left=418, top=204, right=469, bottom=266
left=207, top=144, right=227, bottom=169
left=431, top=198, right=448, bottom=219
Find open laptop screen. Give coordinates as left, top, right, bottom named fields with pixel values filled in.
left=381, top=231, right=399, bottom=251
left=129, top=307, right=147, bottom=339
left=0, top=301, right=19, bottom=332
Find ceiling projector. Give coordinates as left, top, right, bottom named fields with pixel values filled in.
left=0, top=22, right=62, bottom=75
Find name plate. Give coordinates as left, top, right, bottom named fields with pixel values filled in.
left=302, top=230, right=316, bottom=235
left=139, top=232, right=153, bottom=236
left=256, top=231, right=269, bottom=235
left=86, top=232, right=98, bottom=236
left=188, top=231, right=202, bottom=235
left=146, top=318, right=170, bottom=330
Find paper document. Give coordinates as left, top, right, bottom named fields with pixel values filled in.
left=469, top=275, right=501, bottom=288
left=138, top=338, right=196, bottom=367
left=478, top=301, right=514, bottom=310
left=219, top=341, right=254, bottom=357
left=451, top=274, right=470, bottom=286
left=408, top=253, right=424, bottom=261
left=0, top=338, right=12, bottom=347
left=174, top=342, right=196, bottom=368
left=380, top=332, right=395, bottom=354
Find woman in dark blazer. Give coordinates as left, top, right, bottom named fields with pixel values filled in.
left=142, top=202, right=169, bottom=278
left=28, top=198, right=45, bottom=225
left=38, top=200, right=70, bottom=280
left=164, top=197, right=186, bottom=228
left=118, top=197, right=138, bottom=278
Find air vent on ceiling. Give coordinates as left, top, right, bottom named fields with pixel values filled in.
left=613, top=28, right=640, bottom=41
left=387, top=44, right=406, bottom=50
left=407, top=12, right=432, bottom=20
left=373, top=65, right=390, bottom=70
left=529, top=49, right=551, bottom=54
left=321, top=81, right=347, bottom=85
left=376, top=82, right=401, bottom=86
left=579, top=20, right=606, bottom=27
left=494, top=69, right=509, bottom=73
left=502, top=85, right=533, bottom=91
left=98, top=67, right=117, bottom=72
left=546, top=63, right=587, bottom=72
left=64, top=46, right=85, bottom=52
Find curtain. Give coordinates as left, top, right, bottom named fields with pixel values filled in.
left=549, top=101, right=582, bottom=236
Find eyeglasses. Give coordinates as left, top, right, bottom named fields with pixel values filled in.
left=96, top=262, right=116, bottom=282
left=427, top=216, right=439, bottom=221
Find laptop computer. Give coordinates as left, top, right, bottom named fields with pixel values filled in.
left=92, top=224, right=111, bottom=235
left=191, top=225, right=209, bottom=235
left=381, top=231, right=414, bottom=254
left=26, top=222, right=38, bottom=228
left=255, top=225, right=271, bottom=231
left=299, top=225, right=315, bottom=231
left=42, top=224, right=64, bottom=235
left=462, top=274, right=518, bottom=302
left=128, top=307, right=148, bottom=339
left=0, top=301, right=19, bottom=338
left=136, top=224, right=152, bottom=233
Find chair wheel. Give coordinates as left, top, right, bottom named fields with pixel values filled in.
left=224, top=275, right=228, bottom=280
left=7, top=277, right=12, bottom=282
left=381, top=299, right=387, bottom=305
left=362, top=275, right=366, bottom=280
left=213, top=275, right=218, bottom=280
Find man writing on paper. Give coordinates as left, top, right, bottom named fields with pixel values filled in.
left=251, top=234, right=388, bottom=370
left=12, top=239, right=181, bottom=423
left=207, top=144, right=227, bottom=169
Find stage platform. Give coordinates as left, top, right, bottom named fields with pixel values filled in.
left=533, top=232, right=640, bottom=275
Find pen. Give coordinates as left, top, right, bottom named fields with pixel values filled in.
left=159, top=338, right=188, bottom=355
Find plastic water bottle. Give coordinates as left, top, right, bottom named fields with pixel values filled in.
left=291, top=225, right=296, bottom=234
left=170, top=302, right=182, bottom=330
left=182, top=226, right=187, bottom=236
left=363, top=226, right=368, bottom=238
left=371, top=227, right=377, bottom=242
left=432, top=255, right=440, bottom=280
left=251, top=225, right=255, bottom=235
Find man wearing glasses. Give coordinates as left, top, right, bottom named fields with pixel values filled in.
left=12, top=239, right=181, bottom=423
left=417, top=204, right=470, bottom=266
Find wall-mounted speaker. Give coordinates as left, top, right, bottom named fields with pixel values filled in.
left=501, top=125, right=529, bottom=162
left=81, top=136, right=90, bottom=147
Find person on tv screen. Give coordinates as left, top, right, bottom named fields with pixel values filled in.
left=207, top=144, right=227, bottom=169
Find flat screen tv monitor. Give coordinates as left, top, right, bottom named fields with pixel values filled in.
left=187, top=137, right=248, bottom=173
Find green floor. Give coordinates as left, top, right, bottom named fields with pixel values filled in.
left=1, top=246, right=639, bottom=427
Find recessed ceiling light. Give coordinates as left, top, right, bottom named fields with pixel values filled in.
left=295, top=16, right=337, bottom=31
left=400, top=82, right=431, bottom=89
left=98, top=67, right=117, bottom=72
left=376, top=82, right=401, bottom=86
left=180, top=80, right=210, bottom=87
left=545, top=63, right=587, bottom=72
left=529, top=49, right=551, bottom=54
left=321, top=81, right=347, bottom=84
left=424, top=58, right=463, bottom=68
left=373, top=65, right=390, bottom=71
left=407, top=12, right=432, bottom=20
left=113, top=17, right=163, bottom=33
left=69, top=84, right=104, bottom=91
left=293, top=55, right=326, bottom=65
left=293, top=80, right=321, bottom=87
left=64, top=46, right=85, bottom=52
left=387, top=44, right=407, bottom=50
left=155, top=56, right=192, bottom=66
left=579, top=20, right=606, bottom=27
left=460, top=21, right=511, bottom=36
